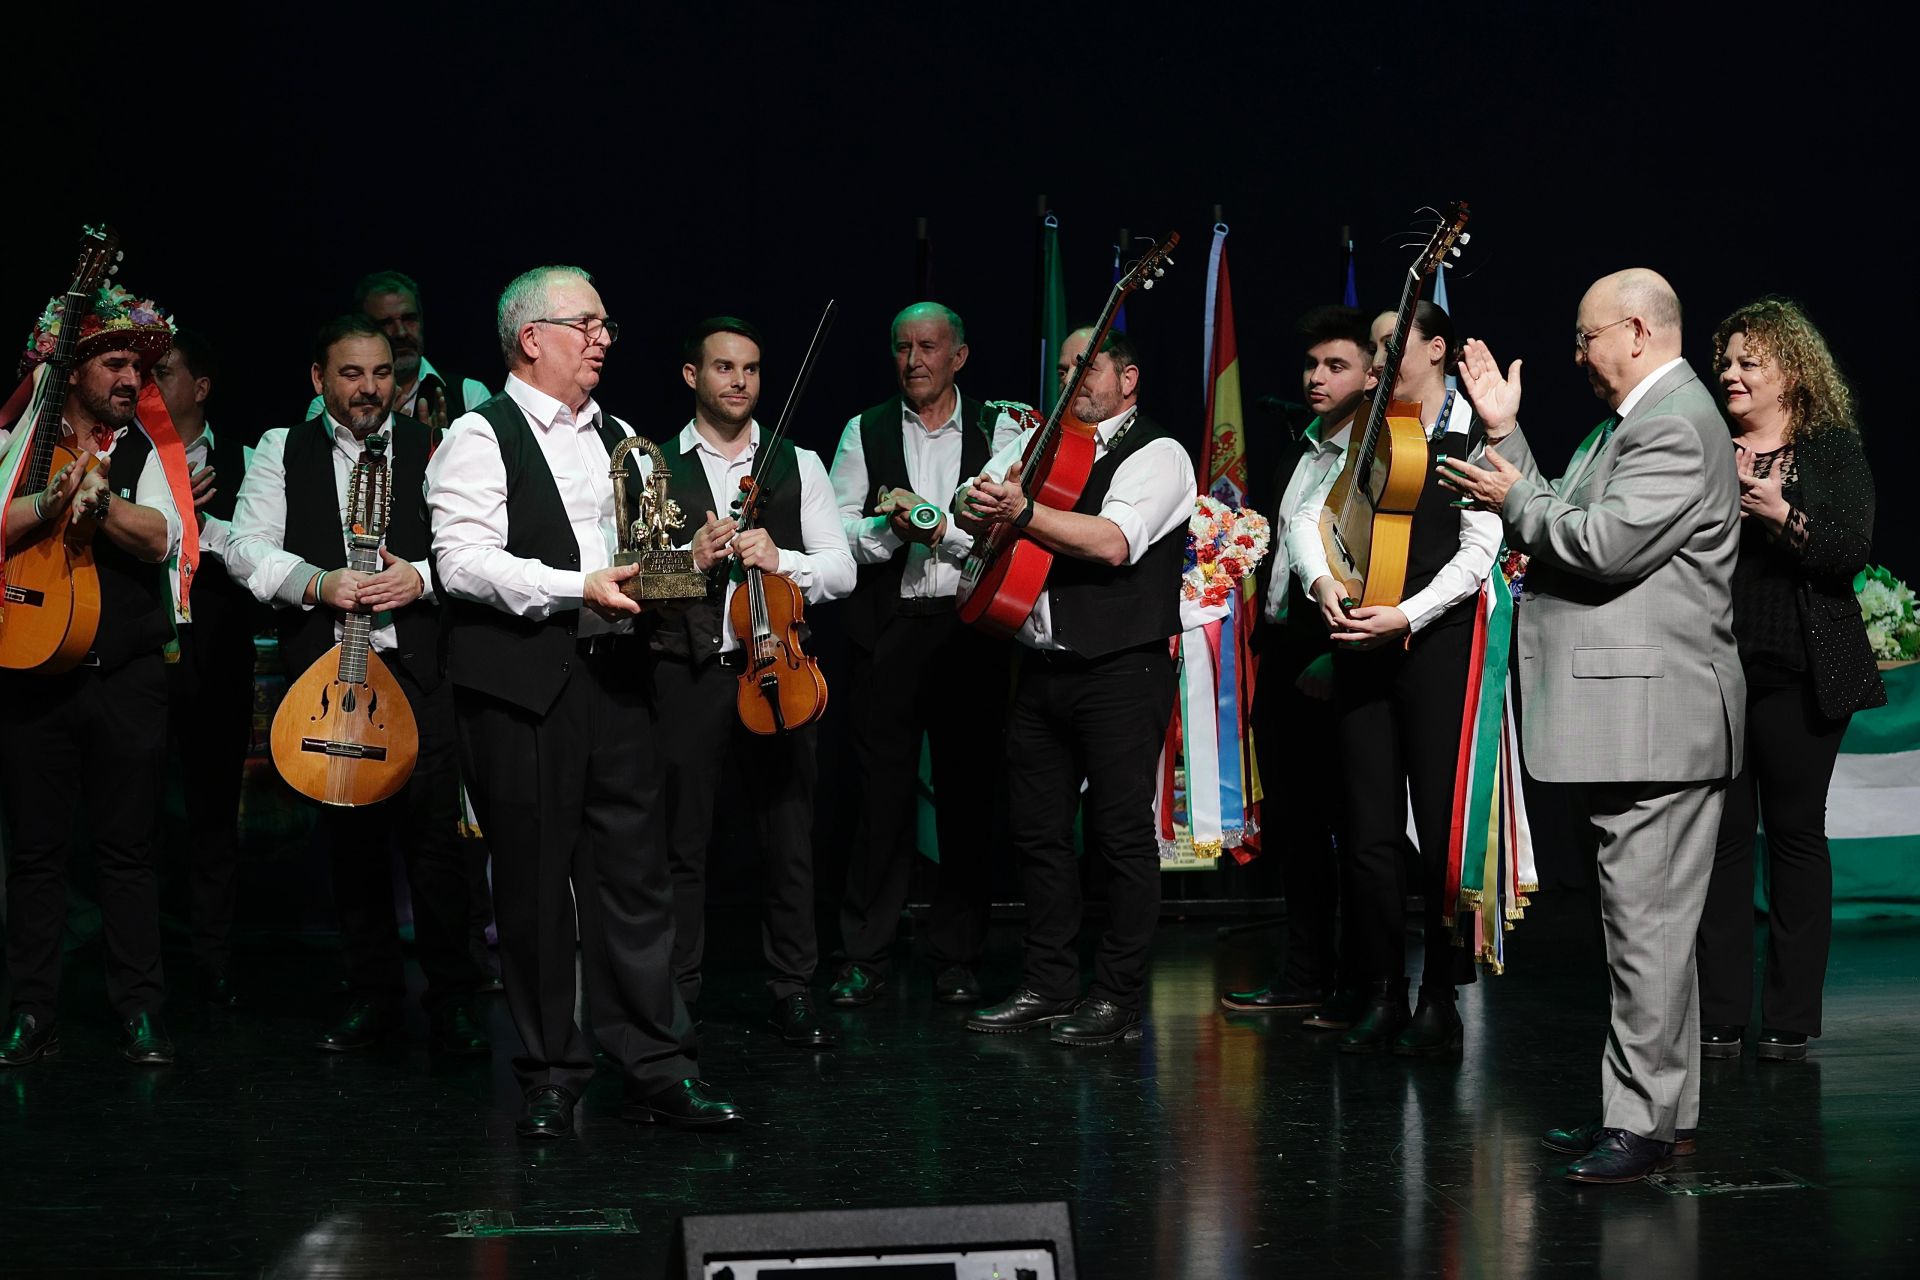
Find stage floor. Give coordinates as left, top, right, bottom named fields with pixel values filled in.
left=4, top=895, right=1917, bottom=1278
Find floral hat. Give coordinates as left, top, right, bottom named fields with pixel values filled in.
left=21, top=283, right=175, bottom=375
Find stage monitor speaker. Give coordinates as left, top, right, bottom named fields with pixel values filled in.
left=668, top=1200, right=1076, bottom=1279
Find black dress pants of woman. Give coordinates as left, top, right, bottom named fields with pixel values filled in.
left=1698, top=676, right=1849, bottom=1036
left=1332, top=616, right=1477, bottom=1000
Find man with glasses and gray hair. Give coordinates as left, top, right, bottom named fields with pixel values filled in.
left=1440, top=268, right=1743, bottom=1184
left=427, top=265, right=739, bottom=1139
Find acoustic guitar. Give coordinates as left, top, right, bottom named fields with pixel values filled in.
left=0, top=225, right=124, bottom=673
left=957, top=233, right=1178, bottom=635
left=1316, top=202, right=1471, bottom=607
left=269, top=433, right=418, bottom=806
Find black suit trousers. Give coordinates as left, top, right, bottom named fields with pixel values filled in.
left=653, top=654, right=819, bottom=1002
left=319, top=659, right=478, bottom=1008
left=1008, top=643, right=1175, bottom=1010
left=164, top=622, right=256, bottom=977
left=1332, top=617, right=1478, bottom=998
left=836, top=610, right=1006, bottom=977
left=1, top=655, right=169, bottom=1020
left=455, top=646, right=696, bottom=1098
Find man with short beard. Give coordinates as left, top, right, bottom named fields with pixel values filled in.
left=649, top=316, right=855, bottom=1048
left=0, top=288, right=190, bottom=1068
left=226, top=314, right=488, bottom=1058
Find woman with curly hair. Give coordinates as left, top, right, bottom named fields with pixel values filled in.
left=1697, top=297, right=1884, bottom=1063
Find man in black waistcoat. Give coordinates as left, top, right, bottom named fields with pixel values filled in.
left=427, top=265, right=736, bottom=1139
left=649, top=316, right=855, bottom=1048
left=225, top=315, right=487, bottom=1057
left=1, top=289, right=191, bottom=1068
left=956, top=327, right=1197, bottom=1046
left=151, top=330, right=266, bottom=1009
left=826, top=302, right=1018, bottom=1011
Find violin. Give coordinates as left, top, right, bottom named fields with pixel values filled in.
left=726, top=299, right=837, bottom=736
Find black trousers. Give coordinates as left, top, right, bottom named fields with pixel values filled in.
left=1698, top=676, right=1849, bottom=1036
left=163, top=623, right=255, bottom=978
left=1008, top=642, right=1175, bottom=1011
left=319, top=660, right=478, bottom=1009
left=653, top=653, right=819, bottom=1003
left=1, top=654, right=169, bottom=1020
left=1254, top=641, right=1349, bottom=993
left=837, top=609, right=1005, bottom=978
left=1332, top=616, right=1477, bottom=999
left=455, top=644, right=696, bottom=1098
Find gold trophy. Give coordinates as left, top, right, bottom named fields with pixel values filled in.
left=609, top=437, right=707, bottom=604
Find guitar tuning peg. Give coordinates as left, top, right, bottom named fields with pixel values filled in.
left=1449, top=247, right=1462, bottom=257
left=1459, top=233, right=1471, bottom=244
left=115, top=250, right=125, bottom=261
left=1142, top=279, right=1154, bottom=290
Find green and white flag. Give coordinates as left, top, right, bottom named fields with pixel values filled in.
left=1826, top=663, right=1920, bottom=918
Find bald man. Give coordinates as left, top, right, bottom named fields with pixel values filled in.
left=827, top=303, right=1022, bottom=1010
left=1441, top=269, right=1744, bottom=1184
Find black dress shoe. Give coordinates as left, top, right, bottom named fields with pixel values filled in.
left=314, top=1000, right=395, bottom=1052
left=1392, top=996, right=1463, bottom=1056
left=932, top=965, right=983, bottom=1006
left=965, top=989, right=1079, bottom=1034
left=828, top=963, right=888, bottom=1008
left=1219, top=982, right=1325, bottom=1013
left=1050, top=997, right=1142, bottom=1046
left=516, top=1085, right=575, bottom=1140
left=769, top=994, right=837, bottom=1047
left=1757, top=1029, right=1809, bottom=1062
left=1563, top=1127, right=1674, bottom=1183
left=626, top=1078, right=741, bottom=1128
left=121, top=1012, right=175, bottom=1066
left=1543, top=1119, right=1697, bottom=1158
left=429, top=1001, right=492, bottom=1057
left=1303, top=985, right=1367, bottom=1030
left=203, top=971, right=242, bottom=1010
left=1701, top=1024, right=1743, bottom=1059
left=0, top=1011, right=60, bottom=1066
left=1336, top=979, right=1410, bottom=1054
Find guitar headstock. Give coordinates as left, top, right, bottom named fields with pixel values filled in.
left=70, top=224, right=124, bottom=299
left=1117, top=232, right=1181, bottom=297
left=1412, top=202, right=1470, bottom=279
left=349, top=435, right=393, bottom=549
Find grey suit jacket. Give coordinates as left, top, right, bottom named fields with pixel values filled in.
left=1495, top=362, right=1745, bottom=784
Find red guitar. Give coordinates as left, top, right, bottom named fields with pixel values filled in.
left=957, top=233, right=1178, bottom=636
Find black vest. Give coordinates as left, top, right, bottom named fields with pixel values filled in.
left=89, top=425, right=173, bottom=670
left=441, top=393, right=640, bottom=715
left=1401, top=409, right=1481, bottom=629
left=843, top=394, right=993, bottom=648
left=1046, top=412, right=1186, bottom=658
left=651, top=430, right=806, bottom=662
left=276, top=414, right=440, bottom=689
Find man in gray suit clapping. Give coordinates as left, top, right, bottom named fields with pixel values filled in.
left=1440, top=268, right=1744, bottom=1184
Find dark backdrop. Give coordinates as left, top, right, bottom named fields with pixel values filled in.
left=9, top=3, right=1906, bottom=900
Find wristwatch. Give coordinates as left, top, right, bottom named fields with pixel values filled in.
left=1012, top=498, right=1036, bottom=530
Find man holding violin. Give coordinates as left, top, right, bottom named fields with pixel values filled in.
left=956, top=327, right=1195, bottom=1046
left=648, top=316, right=854, bottom=1049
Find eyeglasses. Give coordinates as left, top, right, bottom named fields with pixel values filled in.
left=533, top=315, right=619, bottom=345
left=1575, top=315, right=1635, bottom=354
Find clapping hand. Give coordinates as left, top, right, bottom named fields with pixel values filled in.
left=1437, top=445, right=1522, bottom=512
left=960, top=461, right=1027, bottom=525
left=1456, top=339, right=1523, bottom=438
left=1736, top=447, right=1789, bottom=530
left=189, top=463, right=218, bottom=510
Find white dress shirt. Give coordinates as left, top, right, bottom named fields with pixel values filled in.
left=1262, top=416, right=1352, bottom=625
left=169, top=422, right=234, bottom=625
left=667, top=419, right=855, bottom=652
left=829, top=392, right=1025, bottom=602
left=226, top=413, right=435, bottom=652
left=1288, top=393, right=1501, bottom=633
left=305, top=355, right=489, bottom=424
left=972, top=409, right=1198, bottom=651
left=1611, top=355, right=1689, bottom=422
left=427, top=373, right=638, bottom=637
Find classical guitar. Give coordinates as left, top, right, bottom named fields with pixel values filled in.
left=956, top=233, right=1178, bottom=636
left=1316, top=202, right=1471, bottom=607
left=269, top=434, right=418, bottom=806
left=0, top=225, right=124, bottom=673
left=729, top=300, right=836, bottom=736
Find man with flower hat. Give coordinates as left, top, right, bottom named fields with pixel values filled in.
left=0, top=282, right=198, bottom=1068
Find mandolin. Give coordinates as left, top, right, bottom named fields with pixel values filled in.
left=956, top=233, right=1178, bottom=636
left=269, top=434, right=418, bottom=806
left=0, top=225, right=124, bottom=673
left=1315, top=202, right=1470, bottom=607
